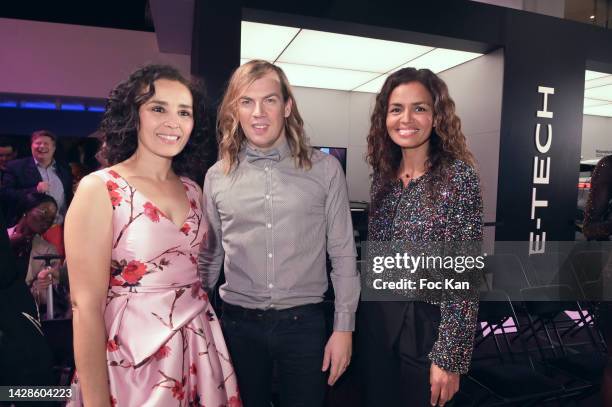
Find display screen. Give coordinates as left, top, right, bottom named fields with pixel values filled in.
left=313, top=146, right=347, bottom=173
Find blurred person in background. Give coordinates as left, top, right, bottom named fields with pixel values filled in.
left=1, top=130, right=73, bottom=256
left=0, top=137, right=17, bottom=184
left=1, top=130, right=73, bottom=224
left=0, top=198, right=55, bottom=390
left=67, top=137, right=101, bottom=191
left=582, top=154, right=612, bottom=406
left=7, top=192, right=70, bottom=319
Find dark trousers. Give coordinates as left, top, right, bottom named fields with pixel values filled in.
left=221, top=302, right=327, bottom=407
left=358, top=301, right=445, bottom=407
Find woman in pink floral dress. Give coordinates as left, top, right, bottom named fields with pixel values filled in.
left=65, top=65, right=240, bottom=406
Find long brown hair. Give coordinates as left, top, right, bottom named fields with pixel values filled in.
left=366, top=68, right=474, bottom=188
left=217, top=60, right=311, bottom=174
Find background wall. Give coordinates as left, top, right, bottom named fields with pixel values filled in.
left=0, top=18, right=190, bottom=98
left=581, top=114, right=612, bottom=160
left=440, top=48, right=505, bottom=249
left=292, top=48, right=505, bottom=231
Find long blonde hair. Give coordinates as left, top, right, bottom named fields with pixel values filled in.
left=217, top=60, right=311, bottom=174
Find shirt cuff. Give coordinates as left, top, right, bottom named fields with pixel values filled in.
left=333, top=311, right=355, bottom=331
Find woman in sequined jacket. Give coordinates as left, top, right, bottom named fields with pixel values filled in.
left=359, top=67, right=483, bottom=407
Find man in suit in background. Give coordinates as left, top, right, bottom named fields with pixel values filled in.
left=1, top=130, right=73, bottom=228
left=0, top=137, right=17, bottom=186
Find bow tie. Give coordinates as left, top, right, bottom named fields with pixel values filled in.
left=246, top=148, right=281, bottom=163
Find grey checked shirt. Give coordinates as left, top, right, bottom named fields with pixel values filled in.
left=35, top=159, right=66, bottom=224
left=198, top=141, right=360, bottom=331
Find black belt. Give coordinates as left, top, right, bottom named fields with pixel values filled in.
left=222, top=301, right=324, bottom=321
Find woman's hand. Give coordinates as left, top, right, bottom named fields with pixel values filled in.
left=8, top=226, right=33, bottom=246
left=430, top=363, right=460, bottom=406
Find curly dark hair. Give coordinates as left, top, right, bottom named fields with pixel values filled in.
left=366, top=68, right=475, bottom=192
left=97, top=64, right=214, bottom=181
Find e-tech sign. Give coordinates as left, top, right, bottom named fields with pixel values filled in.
left=529, top=86, right=554, bottom=255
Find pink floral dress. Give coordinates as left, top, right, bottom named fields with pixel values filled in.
left=69, top=169, right=240, bottom=407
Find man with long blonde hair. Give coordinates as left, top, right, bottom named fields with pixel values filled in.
left=198, top=60, right=360, bottom=406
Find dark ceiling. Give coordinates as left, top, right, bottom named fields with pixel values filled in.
left=1, top=1, right=608, bottom=34
left=0, top=1, right=153, bottom=31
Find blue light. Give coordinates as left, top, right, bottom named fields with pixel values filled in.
left=88, top=106, right=105, bottom=112
left=21, top=101, right=57, bottom=110
left=0, top=101, right=18, bottom=108
left=61, top=103, right=85, bottom=111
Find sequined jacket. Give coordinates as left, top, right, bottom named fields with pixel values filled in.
left=368, top=159, right=483, bottom=374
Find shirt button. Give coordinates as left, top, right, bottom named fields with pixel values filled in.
left=264, top=166, right=269, bottom=171
left=267, top=223, right=272, bottom=228
left=268, top=253, right=273, bottom=258
left=268, top=283, right=274, bottom=289
left=265, top=194, right=270, bottom=200
left=270, top=304, right=275, bottom=308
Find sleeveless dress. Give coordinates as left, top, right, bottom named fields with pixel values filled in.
left=69, top=168, right=241, bottom=407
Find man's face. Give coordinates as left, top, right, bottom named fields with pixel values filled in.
left=0, top=146, right=15, bottom=169
left=31, top=135, right=56, bottom=164
left=237, top=71, right=292, bottom=151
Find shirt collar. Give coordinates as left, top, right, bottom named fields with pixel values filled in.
left=34, top=158, right=56, bottom=169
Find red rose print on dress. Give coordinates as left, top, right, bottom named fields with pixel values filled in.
left=189, top=363, right=197, bottom=375
left=171, top=380, right=185, bottom=400
left=121, top=260, right=147, bottom=285
left=154, top=345, right=171, bottom=361
left=180, top=223, right=191, bottom=235
left=109, top=275, right=123, bottom=286
left=107, top=337, right=119, bottom=352
left=228, top=395, right=242, bottom=407
left=108, top=169, right=121, bottom=179
left=143, top=202, right=162, bottom=222
left=106, top=180, right=122, bottom=207
left=190, top=199, right=198, bottom=210
left=106, top=180, right=119, bottom=191
left=110, top=395, right=117, bottom=407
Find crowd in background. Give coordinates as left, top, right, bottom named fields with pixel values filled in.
left=0, top=132, right=100, bottom=321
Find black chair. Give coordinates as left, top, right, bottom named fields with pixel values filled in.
left=487, top=254, right=531, bottom=302
left=520, top=284, right=607, bottom=400
left=466, top=290, right=565, bottom=406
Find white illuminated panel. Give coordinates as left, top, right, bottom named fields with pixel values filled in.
left=584, top=98, right=609, bottom=108
left=353, top=49, right=483, bottom=93
left=584, top=103, right=612, bottom=117
left=241, top=21, right=299, bottom=62
left=275, top=63, right=379, bottom=91
left=585, top=70, right=609, bottom=81
left=401, top=48, right=483, bottom=72
left=585, top=74, right=612, bottom=89
left=278, top=29, right=432, bottom=73
left=240, top=21, right=484, bottom=93
left=353, top=74, right=388, bottom=93
left=584, top=84, right=612, bottom=101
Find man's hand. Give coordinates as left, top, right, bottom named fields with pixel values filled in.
left=430, top=363, right=460, bottom=406
left=321, top=331, right=352, bottom=386
left=37, top=181, right=49, bottom=193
